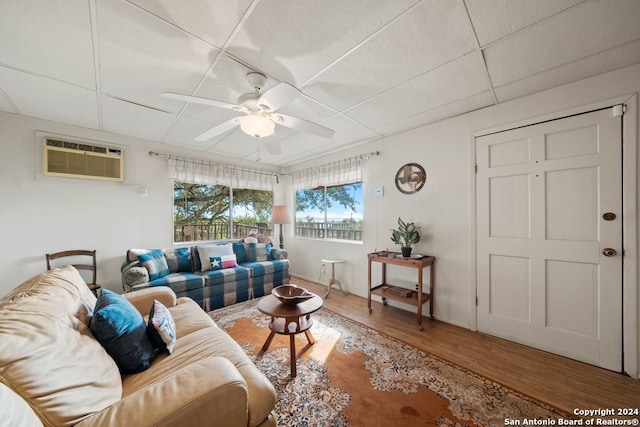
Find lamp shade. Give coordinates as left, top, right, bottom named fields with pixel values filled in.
left=272, top=205, right=290, bottom=224
left=238, top=114, right=275, bottom=138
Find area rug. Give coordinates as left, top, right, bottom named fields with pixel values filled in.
left=209, top=299, right=567, bottom=426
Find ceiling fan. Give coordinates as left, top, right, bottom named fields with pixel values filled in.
left=162, top=72, right=335, bottom=154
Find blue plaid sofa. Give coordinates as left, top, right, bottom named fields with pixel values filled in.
left=121, top=243, right=289, bottom=311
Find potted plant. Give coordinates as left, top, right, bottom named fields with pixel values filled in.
left=390, top=217, right=420, bottom=257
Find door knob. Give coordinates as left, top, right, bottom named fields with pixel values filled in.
left=602, top=248, right=617, bottom=257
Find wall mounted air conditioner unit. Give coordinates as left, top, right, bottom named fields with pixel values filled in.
left=43, top=137, right=124, bottom=182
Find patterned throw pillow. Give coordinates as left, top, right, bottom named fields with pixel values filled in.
left=209, top=254, right=239, bottom=271
left=147, top=300, right=176, bottom=354
left=137, top=250, right=170, bottom=280
left=197, top=244, right=234, bottom=271
left=163, top=247, right=192, bottom=273
left=248, top=243, right=271, bottom=262
left=91, top=289, right=155, bottom=374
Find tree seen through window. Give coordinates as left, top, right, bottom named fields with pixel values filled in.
left=173, top=182, right=273, bottom=242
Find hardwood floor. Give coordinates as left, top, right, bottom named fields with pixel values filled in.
left=292, top=277, right=640, bottom=414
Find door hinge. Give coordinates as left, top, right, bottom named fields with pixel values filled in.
left=474, top=162, right=478, bottom=173
left=475, top=296, right=478, bottom=306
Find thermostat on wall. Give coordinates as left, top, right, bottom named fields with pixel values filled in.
left=370, top=186, right=384, bottom=197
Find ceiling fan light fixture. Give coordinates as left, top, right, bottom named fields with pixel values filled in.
left=238, top=114, right=275, bottom=138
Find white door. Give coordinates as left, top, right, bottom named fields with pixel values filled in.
left=476, top=107, right=622, bottom=371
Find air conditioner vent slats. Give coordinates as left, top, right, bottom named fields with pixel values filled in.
left=43, top=137, right=124, bottom=182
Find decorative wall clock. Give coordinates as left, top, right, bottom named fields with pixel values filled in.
left=395, top=163, right=426, bottom=194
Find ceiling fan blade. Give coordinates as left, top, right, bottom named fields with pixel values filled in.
left=258, top=82, right=300, bottom=111
left=194, top=118, right=240, bottom=141
left=161, top=92, right=245, bottom=112
left=262, top=140, right=282, bottom=155
left=274, top=114, right=335, bottom=138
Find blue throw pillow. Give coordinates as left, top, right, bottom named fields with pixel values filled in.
left=164, top=247, right=192, bottom=273
left=233, top=242, right=248, bottom=263
left=138, top=249, right=170, bottom=280
left=91, top=289, right=155, bottom=374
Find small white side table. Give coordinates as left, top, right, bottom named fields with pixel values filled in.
left=321, top=259, right=344, bottom=298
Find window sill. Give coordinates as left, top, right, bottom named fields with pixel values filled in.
left=291, top=236, right=364, bottom=246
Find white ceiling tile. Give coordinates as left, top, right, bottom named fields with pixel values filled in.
left=276, top=96, right=337, bottom=124
left=373, top=91, right=495, bottom=136
left=163, top=115, right=234, bottom=147
left=484, top=0, right=640, bottom=86
left=345, top=52, right=490, bottom=128
left=101, top=95, right=175, bottom=140
left=466, top=0, right=584, bottom=47
left=191, top=55, right=265, bottom=106
left=126, top=0, right=253, bottom=48
left=303, top=0, right=477, bottom=111
left=0, top=0, right=96, bottom=88
left=494, top=38, right=640, bottom=103
left=321, top=114, right=377, bottom=142
left=0, top=66, right=99, bottom=129
left=226, top=0, right=421, bottom=85
left=97, top=0, right=219, bottom=112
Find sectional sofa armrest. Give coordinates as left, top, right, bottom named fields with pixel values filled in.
left=121, top=260, right=150, bottom=291
left=270, top=248, right=288, bottom=260
left=123, top=286, right=177, bottom=315
left=76, top=357, right=249, bottom=427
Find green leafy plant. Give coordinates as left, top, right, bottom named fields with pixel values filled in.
left=390, top=217, right=420, bottom=248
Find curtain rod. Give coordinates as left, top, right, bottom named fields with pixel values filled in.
left=290, top=150, right=381, bottom=172
left=149, top=149, right=381, bottom=180
left=148, top=151, right=281, bottom=179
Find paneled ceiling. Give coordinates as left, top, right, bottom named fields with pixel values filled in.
left=1, top=0, right=640, bottom=166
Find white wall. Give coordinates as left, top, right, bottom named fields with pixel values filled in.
left=285, top=63, right=640, bottom=377
left=0, top=113, right=279, bottom=295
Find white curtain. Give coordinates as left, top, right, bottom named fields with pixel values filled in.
left=291, top=156, right=364, bottom=190
left=168, top=158, right=276, bottom=191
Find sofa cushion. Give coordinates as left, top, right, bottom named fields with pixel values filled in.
left=0, top=382, right=43, bottom=427
left=164, top=247, right=192, bottom=273
left=197, top=244, right=234, bottom=271
left=0, top=266, right=122, bottom=426
left=210, top=254, right=239, bottom=270
left=149, top=272, right=205, bottom=292
left=199, top=266, right=251, bottom=286
left=147, top=299, right=177, bottom=354
left=138, top=249, right=170, bottom=280
left=240, top=259, right=290, bottom=276
left=91, top=289, right=156, bottom=374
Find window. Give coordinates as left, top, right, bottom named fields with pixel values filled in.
left=173, top=181, right=273, bottom=242
left=295, top=182, right=363, bottom=242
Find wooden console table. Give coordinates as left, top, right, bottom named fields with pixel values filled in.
left=367, top=252, right=436, bottom=330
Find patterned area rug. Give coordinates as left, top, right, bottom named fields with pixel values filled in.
left=209, top=299, right=567, bottom=426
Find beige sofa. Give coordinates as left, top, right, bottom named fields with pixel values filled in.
left=0, top=266, right=277, bottom=427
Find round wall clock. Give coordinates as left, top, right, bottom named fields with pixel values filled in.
left=395, top=163, right=426, bottom=194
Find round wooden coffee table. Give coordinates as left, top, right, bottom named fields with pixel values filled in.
left=257, top=293, right=323, bottom=377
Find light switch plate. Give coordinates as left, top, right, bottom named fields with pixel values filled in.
left=370, top=186, right=384, bottom=197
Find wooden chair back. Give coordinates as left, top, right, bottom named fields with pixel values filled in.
left=45, top=249, right=99, bottom=295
